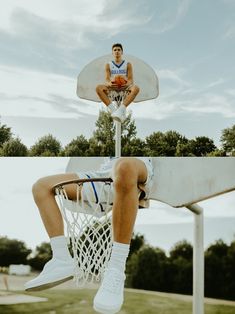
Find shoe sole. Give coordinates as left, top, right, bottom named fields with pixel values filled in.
left=25, top=275, right=73, bottom=291
left=93, top=304, right=121, bottom=314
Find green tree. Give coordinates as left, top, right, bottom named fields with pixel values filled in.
left=121, top=113, right=137, bottom=152
left=175, top=140, right=194, bottom=156
left=0, top=237, right=31, bottom=266
left=221, top=125, right=235, bottom=155
left=90, top=110, right=115, bottom=156
left=63, top=135, right=89, bottom=156
left=87, top=137, right=103, bottom=156
left=189, top=136, right=216, bottom=156
left=28, top=242, right=52, bottom=271
left=225, top=239, right=235, bottom=299
left=89, top=110, right=138, bottom=156
left=126, top=246, right=167, bottom=291
left=0, top=122, right=12, bottom=147
left=169, top=240, right=193, bottom=260
left=176, top=137, right=217, bottom=156
left=146, top=131, right=187, bottom=156
left=122, top=138, right=146, bottom=156
left=205, top=239, right=228, bottom=299
left=30, top=134, right=62, bottom=156
left=206, top=149, right=226, bottom=157
left=129, top=233, right=146, bottom=259
left=168, top=240, right=193, bottom=294
left=0, top=138, right=28, bottom=156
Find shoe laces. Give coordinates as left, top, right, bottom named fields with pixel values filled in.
left=102, top=268, right=125, bottom=294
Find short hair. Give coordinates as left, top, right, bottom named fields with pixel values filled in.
left=112, top=43, right=123, bottom=51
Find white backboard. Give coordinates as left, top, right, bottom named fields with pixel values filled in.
left=66, top=157, right=235, bottom=208
left=77, top=54, right=159, bottom=102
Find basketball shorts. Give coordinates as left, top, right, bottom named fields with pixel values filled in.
left=72, top=157, right=154, bottom=214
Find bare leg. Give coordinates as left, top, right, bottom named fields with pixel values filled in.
left=96, top=84, right=111, bottom=106
left=25, top=173, right=80, bottom=291
left=32, top=173, right=79, bottom=238
left=93, top=157, right=148, bottom=312
left=123, top=85, right=140, bottom=107
left=112, top=157, right=147, bottom=244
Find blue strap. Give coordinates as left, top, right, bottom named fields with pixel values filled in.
left=85, top=174, right=104, bottom=212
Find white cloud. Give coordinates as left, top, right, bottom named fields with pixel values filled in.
left=0, top=0, right=192, bottom=60
left=145, top=0, right=192, bottom=34
left=206, top=78, right=226, bottom=88
left=182, top=94, right=235, bottom=118
left=158, top=68, right=190, bottom=87
left=0, top=65, right=101, bottom=119
left=0, top=0, right=150, bottom=49
left=226, top=89, right=235, bottom=96
left=0, top=0, right=106, bottom=31
left=132, top=67, right=235, bottom=121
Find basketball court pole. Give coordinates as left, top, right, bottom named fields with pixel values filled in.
left=187, top=204, right=204, bottom=314
left=115, top=121, right=121, bottom=157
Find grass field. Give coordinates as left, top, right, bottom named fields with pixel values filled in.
left=0, top=289, right=235, bottom=314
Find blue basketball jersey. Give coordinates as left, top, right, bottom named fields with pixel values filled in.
left=109, top=60, right=127, bottom=78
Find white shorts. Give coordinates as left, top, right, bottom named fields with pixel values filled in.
left=75, top=157, right=154, bottom=212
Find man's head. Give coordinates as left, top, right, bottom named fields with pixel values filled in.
left=112, top=43, right=123, bottom=59
left=112, top=43, right=123, bottom=52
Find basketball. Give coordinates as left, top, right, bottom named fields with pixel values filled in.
left=114, top=75, right=127, bottom=88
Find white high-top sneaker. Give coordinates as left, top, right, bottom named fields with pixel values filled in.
left=93, top=267, right=126, bottom=314
left=111, top=105, right=126, bottom=123
left=107, top=102, right=118, bottom=114
left=24, top=257, right=75, bottom=291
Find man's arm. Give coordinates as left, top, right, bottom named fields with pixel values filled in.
left=126, top=62, right=134, bottom=85
left=105, top=63, right=119, bottom=88
left=105, top=63, right=111, bottom=83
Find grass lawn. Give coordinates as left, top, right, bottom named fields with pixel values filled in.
left=0, top=289, right=235, bottom=314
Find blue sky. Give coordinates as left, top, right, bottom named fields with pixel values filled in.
left=0, top=0, right=234, bottom=147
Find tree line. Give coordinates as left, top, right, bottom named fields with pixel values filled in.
left=0, top=111, right=235, bottom=156
left=0, top=235, right=234, bottom=301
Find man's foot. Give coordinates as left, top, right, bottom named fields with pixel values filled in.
left=24, top=258, right=75, bottom=291
left=111, top=105, right=126, bottom=123
left=93, top=267, right=126, bottom=314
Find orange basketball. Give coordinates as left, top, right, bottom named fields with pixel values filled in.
left=114, top=75, right=127, bottom=87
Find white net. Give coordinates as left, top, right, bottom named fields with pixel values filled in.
left=108, top=88, right=130, bottom=106
left=54, top=178, right=113, bottom=287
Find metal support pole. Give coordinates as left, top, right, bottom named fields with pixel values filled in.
left=115, top=120, right=121, bottom=157
left=187, top=203, right=204, bottom=314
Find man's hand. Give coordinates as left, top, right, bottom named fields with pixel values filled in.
left=106, top=80, right=119, bottom=88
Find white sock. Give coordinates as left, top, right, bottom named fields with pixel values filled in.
left=50, top=235, right=72, bottom=260
left=108, top=241, right=130, bottom=273
left=108, top=102, right=116, bottom=112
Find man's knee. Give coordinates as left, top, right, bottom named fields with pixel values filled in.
left=32, top=177, right=53, bottom=202
left=96, top=84, right=101, bottom=94
left=96, top=84, right=106, bottom=94
left=133, top=85, right=140, bottom=95
left=113, top=159, right=138, bottom=192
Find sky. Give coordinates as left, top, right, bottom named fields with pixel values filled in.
left=0, top=158, right=234, bottom=253
left=0, top=0, right=235, bottom=148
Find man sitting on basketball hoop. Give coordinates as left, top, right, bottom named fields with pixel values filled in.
left=96, top=43, right=140, bottom=123
left=24, top=157, right=153, bottom=314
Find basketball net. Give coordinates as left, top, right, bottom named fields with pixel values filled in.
left=53, top=178, right=113, bottom=287
left=108, top=88, right=129, bottom=106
